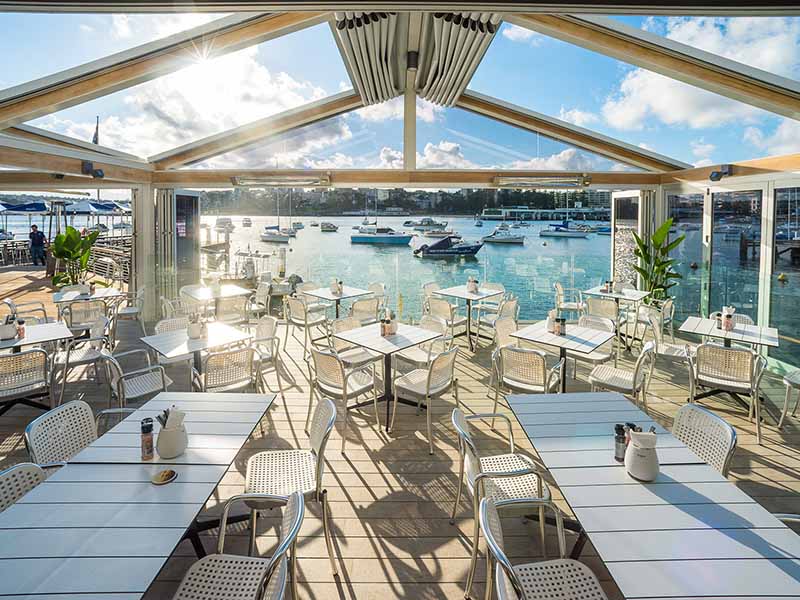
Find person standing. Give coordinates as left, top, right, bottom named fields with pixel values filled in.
left=29, top=224, right=47, bottom=267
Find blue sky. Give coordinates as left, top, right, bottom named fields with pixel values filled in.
left=0, top=13, right=799, bottom=171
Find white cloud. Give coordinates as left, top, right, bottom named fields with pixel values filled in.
left=602, top=17, right=800, bottom=130
left=638, top=142, right=656, bottom=151
left=558, top=106, right=600, bottom=128
left=417, top=141, right=478, bottom=169
left=79, top=24, right=94, bottom=34
left=742, top=119, right=800, bottom=156
left=505, top=148, right=605, bottom=171
left=690, top=137, right=716, bottom=166
left=378, top=147, right=403, bottom=169
left=111, top=15, right=132, bottom=39
left=110, top=13, right=224, bottom=41
left=501, top=24, right=543, bottom=46
left=355, top=96, right=442, bottom=124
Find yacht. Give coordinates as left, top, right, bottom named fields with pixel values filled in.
left=424, top=229, right=461, bottom=239
left=260, top=226, right=291, bottom=243
left=242, top=217, right=252, bottom=228
left=482, top=227, right=525, bottom=244
left=404, top=217, right=447, bottom=230
left=539, top=222, right=590, bottom=239
left=310, top=221, right=319, bottom=227
left=320, top=222, right=338, bottom=232
left=292, top=221, right=304, bottom=230
left=214, top=217, right=235, bottom=234
left=351, top=225, right=413, bottom=245
left=413, top=236, right=483, bottom=257
left=0, top=230, right=14, bottom=241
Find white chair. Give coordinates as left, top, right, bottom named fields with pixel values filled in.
left=328, top=316, right=382, bottom=370
left=248, top=281, right=272, bottom=319
left=297, top=282, right=331, bottom=314
left=307, top=346, right=379, bottom=454
left=589, top=342, right=655, bottom=408
left=284, top=296, right=326, bottom=359
left=349, top=297, right=381, bottom=326
left=636, top=298, right=675, bottom=343
left=451, top=408, right=554, bottom=598
left=62, top=299, right=108, bottom=336
left=475, top=297, right=518, bottom=349
left=52, top=317, right=112, bottom=405
left=427, top=297, right=467, bottom=341
left=647, top=314, right=695, bottom=363
left=780, top=370, right=800, bottom=430
left=585, top=295, right=625, bottom=329
left=480, top=496, right=608, bottom=600
left=171, top=491, right=303, bottom=600
left=0, top=349, right=51, bottom=416
left=672, top=403, right=737, bottom=477
left=161, top=296, right=189, bottom=319
left=115, top=287, right=146, bottom=336
left=471, top=282, right=506, bottom=321
left=3, top=297, right=51, bottom=323
left=246, top=398, right=338, bottom=578
left=153, top=316, right=194, bottom=385
left=248, top=315, right=285, bottom=398
left=492, top=346, right=563, bottom=420
left=193, top=347, right=259, bottom=393
left=0, top=462, right=45, bottom=512
left=391, top=346, right=460, bottom=455
left=103, top=350, right=171, bottom=408
left=493, top=316, right=518, bottom=350
left=368, top=282, right=387, bottom=309
left=24, top=400, right=133, bottom=465
left=567, top=315, right=616, bottom=378
left=180, top=284, right=211, bottom=316
left=553, top=282, right=583, bottom=318
left=689, top=343, right=767, bottom=443
left=393, top=315, right=450, bottom=373
left=215, top=295, right=248, bottom=326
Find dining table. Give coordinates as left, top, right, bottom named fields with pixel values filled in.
left=507, top=391, right=800, bottom=599
left=140, top=321, right=251, bottom=372
left=0, top=391, right=275, bottom=599
left=302, top=285, right=371, bottom=318
left=432, top=284, right=504, bottom=351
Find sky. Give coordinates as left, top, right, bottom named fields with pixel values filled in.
left=0, top=12, right=799, bottom=173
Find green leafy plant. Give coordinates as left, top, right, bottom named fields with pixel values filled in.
left=632, top=218, right=685, bottom=303
left=50, top=226, right=100, bottom=288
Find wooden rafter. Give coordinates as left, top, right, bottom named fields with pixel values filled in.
left=149, top=91, right=363, bottom=170
left=0, top=135, right=152, bottom=183
left=152, top=168, right=660, bottom=188
left=456, top=91, right=690, bottom=172
left=0, top=172, right=136, bottom=188
left=661, top=152, right=800, bottom=184
left=6, top=124, right=144, bottom=161
left=507, top=14, right=800, bottom=120
left=0, top=11, right=328, bottom=129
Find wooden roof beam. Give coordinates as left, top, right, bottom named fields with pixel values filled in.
left=456, top=91, right=690, bottom=172
left=0, top=135, right=152, bottom=183
left=661, top=152, right=800, bottom=184
left=507, top=14, right=800, bottom=120
left=5, top=124, right=145, bottom=161
left=150, top=90, right=363, bottom=170
left=0, top=11, right=328, bottom=129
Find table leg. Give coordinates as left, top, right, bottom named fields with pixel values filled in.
left=724, top=338, right=731, bottom=348
left=335, top=300, right=340, bottom=319
left=466, top=299, right=474, bottom=352
left=384, top=353, right=392, bottom=430
left=559, top=347, right=567, bottom=393
left=193, top=351, right=202, bottom=373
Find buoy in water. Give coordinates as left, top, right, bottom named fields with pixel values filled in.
left=542, top=242, right=547, bottom=246
left=778, top=272, right=788, bottom=283
left=689, top=262, right=698, bottom=270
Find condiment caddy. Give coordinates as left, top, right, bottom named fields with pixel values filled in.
left=330, top=278, right=343, bottom=295
left=380, top=308, right=398, bottom=336
left=614, top=422, right=660, bottom=481
left=466, top=276, right=480, bottom=294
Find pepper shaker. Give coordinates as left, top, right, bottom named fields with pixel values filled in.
left=614, top=424, right=626, bottom=462
left=141, top=418, right=154, bottom=461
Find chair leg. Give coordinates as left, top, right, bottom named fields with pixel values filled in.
left=283, top=319, right=290, bottom=350
left=305, top=386, right=316, bottom=433
left=451, top=455, right=464, bottom=526
left=483, top=551, right=493, bottom=600
left=426, top=394, right=434, bottom=455
left=464, top=493, right=480, bottom=599
left=275, top=357, right=285, bottom=400
left=372, top=366, right=380, bottom=427
left=58, top=365, right=68, bottom=406
left=539, top=504, right=547, bottom=558
left=248, top=509, right=258, bottom=556
left=290, top=548, right=299, bottom=600
left=754, top=392, right=762, bottom=445
left=341, top=393, right=349, bottom=455
left=390, top=380, right=399, bottom=433
left=321, top=489, right=339, bottom=576
left=779, top=384, right=792, bottom=430
left=491, top=384, right=500, bottom=430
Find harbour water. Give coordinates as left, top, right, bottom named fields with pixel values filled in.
left=203, top=215, right=612, bottom=322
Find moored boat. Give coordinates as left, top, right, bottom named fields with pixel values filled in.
left=539, top=222, right=590, bottom=238
left=482, top=227, right=525, bottom=244
left=351, top=225, right=413, bottom=245
left=310, top=221, right=319, bottom=227
left=214, top=216, right=235, bottom=233
left=474, top=219, right=483, bottom=227
left=424, top=229, right=461, bottom=239
left=320, top=222, right=338, bottom=232
left=404, top=217, right=447, bottom=230
left=292, top=221, right=304, bottom=230
left=413, top=236, right=483, bottom=257
left=242, top=217, right=252, bottom=228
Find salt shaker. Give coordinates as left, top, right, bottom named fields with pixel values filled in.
left=614, top=424, right=626, bottom=462
left=141, top=418, right=154, bottom=461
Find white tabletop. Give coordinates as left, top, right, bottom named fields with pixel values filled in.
left=140, top=321, right=251, bottom=360
left=507, top=391, right=800, bottom=600
left=433, top=284, right=504, bottom=303
left=679, top=315, right=780, bottom=348
left=302, top=285, right=371, bottom=302
left=333, top=322, right=440, bottom=355
left=584, top=285, right=650, bottom=302
left=52, top=287, right=125, bottom=304
left=510, top=320, right=615, bottom=355
left=0, top=391, right=274, bottom=598
left=181, top=284, right=252, bottom=302
left=0, top=321, right=73, bottom=350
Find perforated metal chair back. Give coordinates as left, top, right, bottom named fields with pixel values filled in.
left=0, top=462, right=44, bottom=512
left=64, top=299, right=107, bottom=329
left=0, top=349, right=48, bottom=399
left=422, top=281, right=441, bottom=299
left=578, top=315, right=615, bottom=334
left=155, top=316, right=190, bottom=334
left=499, top=346, right=548, bottom=387
left=25, top=400, right=97, bottom=464
left=215, top=295, right=248, bottom=324
left=498, top=298, right=519, bottom=320
left=673, top=404, right=737, bottom=477
left=585, top=296, right=618, bottom=320
left=308, top=398, right=336, bottom=492
left=494, top=317, right=517, bottom=348
left=451, top=408, right=479, bottom=464
left=203, top=347, right=255, bottom=392
left=695, top=343, right=753, bottom=386
left=633, top=342, right=656, bottom=388
left=254, top=282, right=271, bottom=305
left=254, top=315, right=279, bottom=340
left=310, top=346, right=346, bottom=390
left=285, top=295, right=309, bottom=323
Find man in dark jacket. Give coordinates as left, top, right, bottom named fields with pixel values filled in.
left=29, top=225, right=47, bottom=266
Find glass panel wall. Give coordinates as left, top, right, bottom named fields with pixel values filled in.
left=613, top=194, right=639, bottom=285
left=770, top=186, right=800, bottom=366
left=667, top=193, right=704, bottom=321
left=709, top=190, right=762, bottom=316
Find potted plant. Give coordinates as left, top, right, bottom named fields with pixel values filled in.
left=50, top=226, right=101, bottom=288
left=632, top=218, right=685, bottom=303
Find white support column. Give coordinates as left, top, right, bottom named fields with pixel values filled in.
left=132, top=183, right=156, bottom=321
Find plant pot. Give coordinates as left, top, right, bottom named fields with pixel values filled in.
left=156, top=425, right=188, bottom=459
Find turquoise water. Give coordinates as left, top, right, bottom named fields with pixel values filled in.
left=202, top=215, right=612, bottom=321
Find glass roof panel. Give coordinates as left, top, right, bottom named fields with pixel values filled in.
left=469, top=21, right=797, bottom=165
left=26, top=23, right=352, bottom=158
left=0, top=12, right=228, bottom=90
left=417, top=106, right=638, bottom=171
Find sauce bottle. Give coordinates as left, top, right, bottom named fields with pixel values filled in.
left=141, top=418, right=154, bottom=461
left=614, top=424, right=626, bottom=462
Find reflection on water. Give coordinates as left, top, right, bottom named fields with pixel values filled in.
left=202, top=215, right=611, bottom=321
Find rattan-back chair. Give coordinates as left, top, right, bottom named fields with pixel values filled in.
left=328, top=316, right=381, bottom=370
left=553, top=281, right=583, bottom=317
left=492, top=346, right=563, bottom=422
left=589, top=341, right=655, bottom=408
left=193, top=347, right=258, bottom=393
left=0, top=349, right=51, bottom=416
left=62, top=299, right=107, bottom=336
left=249, top=315, right=284, bottom=398
left=215, top=295, right=248, bottom=326
left=349, top=297, right=381, bottom=326
left=284, top=295, right=326, bottom=359
left=0, top=462, right=44, bottom=512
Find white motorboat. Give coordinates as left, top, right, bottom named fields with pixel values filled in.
left=539, top=222, right=590, bottom=239
left=214, top=217, right=235, bottom=233
left=292, top=221, right=304, bottom=230
left=404, top=217, right=447, bottom=230
left=320, top=222, right=338, bottom=232
left=424, top=229, right=461, bottom=239
left=260, top=226, right=291, bottom=243
left=482, top=227, right=525, bottom=244
left=242, top=217, right=252, bottom=227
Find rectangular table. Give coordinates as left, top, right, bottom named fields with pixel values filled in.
left=141, top=321, right=251, bottom=371
left=334, top=322, right=440, bottom=430
left=52, top=286, right=125, bottom=304
left=510, top=320, right=615, bottom=392
left=0, top=321, right=73, bottom=352
left=182, top=284, right=253, bottom=316
left=303, top=285, right=371, bottom=318
left=584, top=285, right=650, bottom=349
left=0, top=391, right=275, bottom=599
left=679, top=315, right=779, bottom=348
left=433, top=285, right=503, bottom=351
left=508, top=391, right=800, bottom=599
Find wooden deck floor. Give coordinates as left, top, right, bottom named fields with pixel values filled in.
left=1, top=267, right=799, bottom=599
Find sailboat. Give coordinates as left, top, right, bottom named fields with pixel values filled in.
left=350, top=197, right=412, bottom=245
left=260, top=194, right=291, bottom=243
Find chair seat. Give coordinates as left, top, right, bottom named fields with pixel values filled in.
left=566, top=347, right=612, bottom=365
left=784, top=369, right=800, bottom=388
left=306, top=301, right=330, bottom=313
left=657, top=342, right=695, bottom=359
left=558, top=301, right=583, bottom=312
left=695, top=372, right=750, bottom=394
left=289, top=313, right=326, bottom=327
left=501, top=374, right=558, bottom=394
left=589, top=364, right=637, bottom=392
left=117, top=306, right=140, bottom=317
left=0, top=380, right=48, bottom=400
left=468, top=453, right=551, bottom=504
left=246, top=449, right=317, bottom=496
left=339, top=347, right=380, bottom=369
left=510, top=558, right=607, bottom=599
left=478, top=313, right=500, bottom=327
left=395, top=346, right=433, bottom=368
left=447, top=315, right=468, bottom=328
left=395, top=368, right=451, bottom=398
left=173, top=552, right=286, bottom=600
left=122, top=371, right=172, bottom=399
left=317, top=368, right=375, bottom=399
left=54, top=346, right=110, bottom=366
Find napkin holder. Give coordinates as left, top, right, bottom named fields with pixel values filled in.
left=156, top=425, right=188, bottom=459
left=0, top=324, right=17, bottom=340
left=612, top=281, right=623, bottom=293
left=546, top=309, right=557, bottom=333
left=187, top=321, right=203, bottom=340
left=624, top=430, right=659, bottom=482
left=466, top=277, right=479, bottom=294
